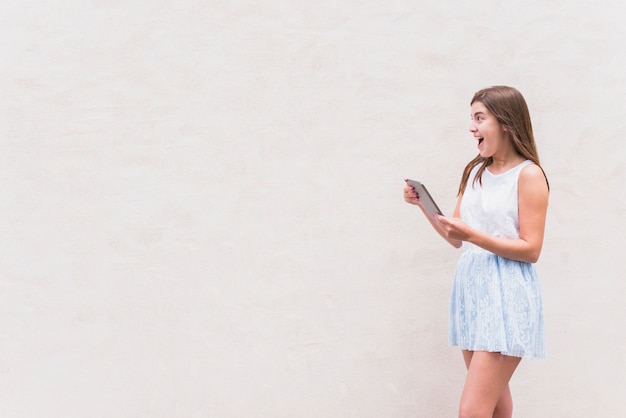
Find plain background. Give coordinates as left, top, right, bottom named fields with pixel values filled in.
left=1, top=1, right=625, bottom=417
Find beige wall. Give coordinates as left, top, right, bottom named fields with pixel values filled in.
left=1, top=1, right=625, bottom=417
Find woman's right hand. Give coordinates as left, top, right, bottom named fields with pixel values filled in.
left=404, top=179, right=463, bottom=249
left=403, top=179, right=422, bottom=206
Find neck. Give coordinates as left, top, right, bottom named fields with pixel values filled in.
left=489, top=150, right=525, bottom=172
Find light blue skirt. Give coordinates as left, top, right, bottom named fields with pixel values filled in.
left=449, top=250, right=545, bottom=359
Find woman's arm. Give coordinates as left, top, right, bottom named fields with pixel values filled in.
left=434, top=164, right=549, bottom=263
left=404, top=180, right=463, bottom=249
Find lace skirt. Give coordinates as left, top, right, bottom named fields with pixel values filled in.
left=448, top=250, right=545, bottom=359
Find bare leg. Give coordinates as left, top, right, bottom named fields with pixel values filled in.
left=459, top=350, right=521, bottom=418
left=492, top=385, right=513, bottom=418
left=463, top=351, right=513, bottom=417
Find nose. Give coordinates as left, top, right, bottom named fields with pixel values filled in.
left=469, top=121, right=477, bottom=132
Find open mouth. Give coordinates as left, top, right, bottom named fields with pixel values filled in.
left=477, top=137, right=484, bottom=146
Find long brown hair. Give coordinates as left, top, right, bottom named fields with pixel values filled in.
left=458, top=86, right=549, bottom=195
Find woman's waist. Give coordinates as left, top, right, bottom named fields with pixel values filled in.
left=461, top=242, right=492, bottom=254
left=459, top=244, right=535, bottom=267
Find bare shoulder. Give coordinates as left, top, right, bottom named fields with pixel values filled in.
left=519, top=163, right=549, bottom=190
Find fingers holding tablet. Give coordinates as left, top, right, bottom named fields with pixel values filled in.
left=404, top=179, right=444, bottom=218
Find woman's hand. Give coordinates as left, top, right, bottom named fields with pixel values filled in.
left=434, top=214, right=471, bottom=241
left=403, top=179, right=423, bottom=207
left=404, top=180, right=463, bottom=249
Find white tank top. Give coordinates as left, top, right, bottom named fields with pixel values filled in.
left=460, top=160, right=533, bottom=253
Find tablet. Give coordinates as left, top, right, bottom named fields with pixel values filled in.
left=405, top=179, right=444, bottom=217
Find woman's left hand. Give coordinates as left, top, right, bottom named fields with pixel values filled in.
left=434, top=214, right=471, bottom=241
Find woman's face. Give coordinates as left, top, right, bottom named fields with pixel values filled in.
left=469, top=101, right=506, bottom=158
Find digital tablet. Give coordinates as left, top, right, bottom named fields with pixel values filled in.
left=405, top=179, right=444, bottom=218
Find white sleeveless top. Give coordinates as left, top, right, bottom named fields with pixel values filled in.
left=460, top=160, right=533, bottom=254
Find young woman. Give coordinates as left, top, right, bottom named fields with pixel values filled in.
left=403, top=86, right=549, bottom=418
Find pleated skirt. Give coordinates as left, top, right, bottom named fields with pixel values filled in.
left=449, top=250, right=545, bottom=359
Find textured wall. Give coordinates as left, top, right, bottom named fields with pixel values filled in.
left=1, top=1, right=625, bottom=417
